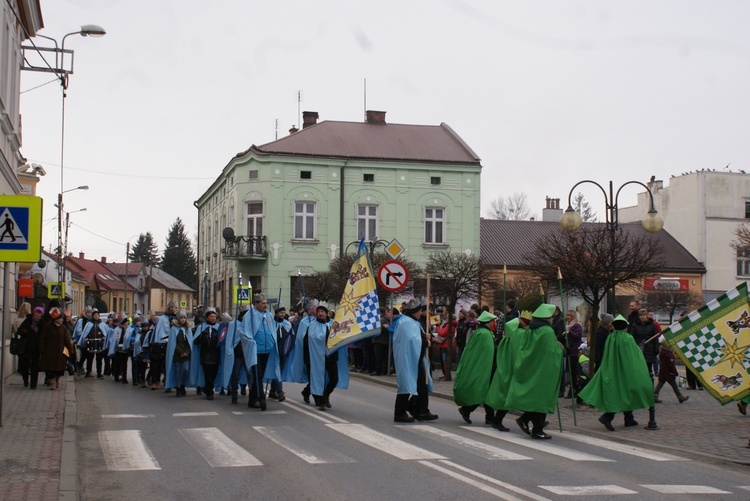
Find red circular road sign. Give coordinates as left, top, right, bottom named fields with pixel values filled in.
left=377, top=260, right=409, bottom=292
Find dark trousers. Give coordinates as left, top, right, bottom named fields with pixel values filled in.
left=520, top=411, right=548, bottom=433
left=323, top=354, right=339, bottom=397
left=19, top=355, right=39, bottom=389
left=373, top=343, right=388, bottom=375
left=408, top=354, right=430, bottom=416
left=230, top=347, right=250, bottom=397
left=148, top=345, right=164, bottom=385
left=250, top=353, right=270, bottom=402
left=103, top=354, right=111, bottom=376
left=113, top=352, right=129, bottom=381
left=85, top=351, right=106, bottom=376
left=202, top=364, right=219, bottom=396
left=600, top=411, right=636, bottom=424
left=135, top=358, right=147, bottom=384
left=460, top=403, right=495, bottom=420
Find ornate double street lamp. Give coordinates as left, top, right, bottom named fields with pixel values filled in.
left=559, top=179, right=663, bottom=430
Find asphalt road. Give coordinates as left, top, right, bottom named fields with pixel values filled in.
left=75, top=376, right=750, bottom=500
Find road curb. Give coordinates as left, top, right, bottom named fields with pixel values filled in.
left=59, top=374, right=79, bottom=501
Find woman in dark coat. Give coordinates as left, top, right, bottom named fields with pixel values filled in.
left=17, top=306, right=46, bottom=389
left=38, top=307, right=73, bottom=390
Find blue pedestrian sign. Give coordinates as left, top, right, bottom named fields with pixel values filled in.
left=234, top=286, right=251, bottom=303
left=0, top=196, right=42, bottom=263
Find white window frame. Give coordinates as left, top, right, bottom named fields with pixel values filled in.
left=738, top=248, right=750, bottom=277
left=245, top=202, right=263, bottom=237
left=357, top=204, right=379, bottom=242
left=424, top=206, right=445, bottom=244
left=294, top=201, right=317, bottom=240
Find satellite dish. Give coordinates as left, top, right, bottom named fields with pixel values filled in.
left=222, top=227, right=235, bottom=241
left=38, top=259, right=46, bottom=268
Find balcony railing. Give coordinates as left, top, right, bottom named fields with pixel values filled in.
left=222, top=236, right=268, bottom=260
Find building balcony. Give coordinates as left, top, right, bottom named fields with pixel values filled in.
left=222, top=236, right=268, bottom=260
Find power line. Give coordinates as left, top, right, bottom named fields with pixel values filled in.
left=26, top=159, right=215, bottom=180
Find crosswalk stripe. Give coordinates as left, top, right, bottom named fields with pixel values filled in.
left=419, top=460, right=527, bottom=501
left=327, top=423, right=445, bottom=460
left=173, top=412, right=219, bottom=417
left=640, top=484, right=733, bottom=494
left=540, top=485, right=638, bottom=495
left=545, top=430, right=689, bottom=461
left=464, top=427, right=613, bottom=462
left=438, top=460, right=552, bottom=501
left=98, top=430, right=160, bottom=471
left=179, top=427, right=262, bottom=467
left=231, top=410, right=287, bottom=416
left=254, top=426, right=355, bottom=464
left=280, top=400, right=348, bottom=424
left=405, top=425, right=531, bottom=461
left=102, top=414, right=155, bottom=419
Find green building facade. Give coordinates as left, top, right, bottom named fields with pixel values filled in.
left=195, top=111, right=482, bottom=311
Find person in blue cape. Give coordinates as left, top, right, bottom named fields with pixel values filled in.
left=215, top=312, right=232, bottom=394
left=269, top=306, right=293, bottom=402
left=132, top=318, right=150, bottom=388
left=305, top=303, right=348, bottom=411
left=122, top=316, right=141, bottom=386
left=149, top=301, right=176, bottom=390
left=78, top=309, right=108, bottom=378
left=192, top=308, right=222, bottom=400
left=240, top=294, right=281, bottom=411
left=111, top=316, right=131, bottom=384
left=282, top=299, right=319, bottom=403
left=393, top=298, right=438, bottom=423
left=164, top=311, right=193, bottom=396
left=72, top=306, right=92, bottom=375
left=222, top=307, right=250, bottom=405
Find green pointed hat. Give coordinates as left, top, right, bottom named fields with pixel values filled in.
left=477, top=311, right=497, bottom=323
left=612, top=314, right=629, bottom=328
left=532, top=303, right=556, bottom=319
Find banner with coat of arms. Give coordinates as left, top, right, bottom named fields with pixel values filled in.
left=327, top=239, right=381, bottom=354
left=661, top=282, right=750, bottom=405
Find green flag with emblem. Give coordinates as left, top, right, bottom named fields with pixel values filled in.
left=661, top=283, right=750, bottom=405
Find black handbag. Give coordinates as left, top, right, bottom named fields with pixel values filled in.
left=9, top=333, right=26, bottom=356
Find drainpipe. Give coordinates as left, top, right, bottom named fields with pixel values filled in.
left=339, top=160, right=348, bottom=258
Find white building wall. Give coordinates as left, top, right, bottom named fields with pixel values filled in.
left=619, top=171, right=750, bottom=300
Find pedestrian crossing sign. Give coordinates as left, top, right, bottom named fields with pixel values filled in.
left=48, top=282, right=64, bottom=299
left=0, top=195, right=42, bottom=262
left=234, top=285, right=251, bottom=303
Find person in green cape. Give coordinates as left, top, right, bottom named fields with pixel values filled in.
left=484, top=310, right=532, bottom=432
left=454, top=311, right=497, bottom=425
left=506, top=304, right=563, bottom=440
left=578, top=314, right=654, bottom=431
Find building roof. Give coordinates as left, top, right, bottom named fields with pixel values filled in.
left=250, top=120, right=481, bottom=165
left=65, top=256, right=131, bottom=291
left=480, top=219, right=706, bottom=274
left=105, top=262, right=194, bottom=293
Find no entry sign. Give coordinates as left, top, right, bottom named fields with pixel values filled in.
left=377, top=260, right=409, bottom=293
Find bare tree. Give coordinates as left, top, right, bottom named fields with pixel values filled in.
left=522, top=223, right=665, bottom=370
left=486, top=192, right=534, bottom=220
left=731, top=223, right=750, bottom=250
left=572, top=192, right=597, bottom=222
left=639, top=287, right=703, bottom=323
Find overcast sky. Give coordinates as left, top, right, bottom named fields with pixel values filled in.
left=20, top=0, right=750, bottom=264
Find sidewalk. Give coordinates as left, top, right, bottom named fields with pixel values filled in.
left=351, top=368, right=750, bottom=466
left=0, top=372, right=77, bottom=501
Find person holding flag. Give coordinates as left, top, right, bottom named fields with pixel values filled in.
left=305, top=303, right=348, bottom=410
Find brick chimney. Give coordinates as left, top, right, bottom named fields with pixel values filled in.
left=101, top=256, right=107, bottom=263
left=366, top=110, right=386, bottom=124
left=302, top=111, right=319, bottom=128
left=79, top=252, right=85, bottom=259
left=542, top=196, right=563, bottom=222
left=289, top=125, right=298, bottom=135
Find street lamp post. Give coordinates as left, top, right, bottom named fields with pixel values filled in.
left=559, top=179, right=663, bottom=431
left=61, top=206, right=86, bottom=305
left=56, top=185, right=88, bottom=290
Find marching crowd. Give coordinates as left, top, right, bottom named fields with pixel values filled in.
left=13, top=294, right=746, bottom=441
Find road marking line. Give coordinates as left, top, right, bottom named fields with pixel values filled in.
left=405, top=425, right=531, bottom=461
left=464, top=427, right=613, bottom=462
left=98, top=430, right=160, bottom=471
left=179, top=427, right=262, bottom=467
left=231, top=410, right=287, bottom=415
left=173, top=412, right=219, bottom=417
left=640, top=485, right=732, bottom=494
left=438, top=460, right=551, bottom=500
left=254, top=426, right=355, bottom=464
left=281, top=400, right=348, bottom=424
left=419, top=460, right=525, bottom=500
left=101, top=414, right=155, bottom=419
left=327, top=423, right=445, bottom=460
left=545, top=430, right=689, bottom=461
left=540, top=485, right=637, bottom=495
